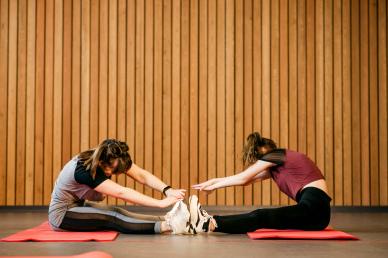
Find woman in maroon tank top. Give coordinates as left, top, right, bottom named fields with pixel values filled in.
left=188, top=132, right=332, bottom=234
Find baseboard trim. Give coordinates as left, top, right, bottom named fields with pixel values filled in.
left=1, top=205, right=388, bottom=213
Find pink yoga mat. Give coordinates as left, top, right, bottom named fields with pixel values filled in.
left=0, top=221, right=119, bottom=242
left=247, top=228, right=359, bottom=240
left=0, top=251, right=112, bottom=258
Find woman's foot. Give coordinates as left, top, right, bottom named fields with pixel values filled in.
left=188, top=195, right=217, bottom=234
left=164, top=200, right=191, bottom=234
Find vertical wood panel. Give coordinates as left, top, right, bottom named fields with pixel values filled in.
left=62, top=0, right=72, bottom=168
left=270, top=0, right=280, bottom=206
left=216, top=0, right=226, bottom=205
left=98, top=0, right=108, bottom=146
left=243, top=0, right=253, bottom=206
left=153, top=0, right=163, bottom=199
left=117, top=0, right=127, bottom=204
left=198, top=0, right=208, bottom=204
left=144, top=0, right=154, bottom=197
left=306, top=0, right=316, bottom=162
left=171, top=0, right=180, bottom=192
left=208, top=0, right=217, bottom=205
left=315, top=0, right=325, bottom=197
left=180, top=0, right=190, bottom=198
left=126, top=0, right=136, bottom=194
left=360, top=0, right=370, bottom=205
left=234, top=0, right=244, bottom=206
left=107, top=0, right=118, bottom=205
left=333, top=0, right=343, bottom=205
left=279, top=0, right=289, bottom=205
left=261, top=0, right=271, bottom=206
left=189, top=0, right=199, bottom=198
left=25, top=0, right=36, bottom=205
left=52, top=0, right=63, bottom=190
left=7, top=0, right=17, bottom=205
left=4, top=0, right=15, bottom=203
left=342, top=0, right=353, bottom=205
left=351, top=0, right=361, bottom=205
left=162, top=0, right=172, bottom=195
left=324, top=0, right=334, bottom=199
left=43, top=0, right=54, bottom=204
left=288, top=0, right=297, bottom=206
left=80, top=0, right=90, bottom=152
left=135, top=0, right=145, bottom=195
left=0, top=0, right=8, bottom=205
left=15, top=0, right=27, bottom=205
left=34, top=0, right=45, bottom=205
left=306, top=0, right=315, bottom=162
left=378, top=0, right=387, bottom=206
left=252, top=0, right=262, bottom=206
left=108, top=0, right=118, bottom=143
left=288, top=0, right=298, bottom=155
left=297, top=0, right=306, bottom=155
left=369, top=0, right=379, bottom=206
left=225, top=0, right=235, bottom=205
left=90, top=0, right=99, bottom=148
left=71, top=0, right=81, bottom=158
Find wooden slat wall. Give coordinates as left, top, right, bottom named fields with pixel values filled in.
left=0, top=0, right=387, bottom=206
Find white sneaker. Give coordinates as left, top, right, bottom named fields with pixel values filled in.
left=165, top=201, right=191, bottom=234
left=188, top=195, right=215, bottom=234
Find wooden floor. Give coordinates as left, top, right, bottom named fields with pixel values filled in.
left=1, top=207, right=388, bottom=258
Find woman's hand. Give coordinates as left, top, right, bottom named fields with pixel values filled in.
left=192, top=178, right=224, bottom=192
left=158, top=196, right=180, bottom=208
left=165, top=188, right=186, bottom=199
left=199, top=185, right=216, bottom=194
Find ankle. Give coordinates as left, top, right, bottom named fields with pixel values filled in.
left=160, top=221, right=172, bottom=233
left=208, top=218, right=217, bottom=232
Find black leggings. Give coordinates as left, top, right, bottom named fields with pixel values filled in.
left=59, top=202, right=164, bottom=234
left=213, top=187, right=331, bottom=234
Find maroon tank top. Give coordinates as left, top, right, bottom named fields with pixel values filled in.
left=261, top=149, right=324, bottom=201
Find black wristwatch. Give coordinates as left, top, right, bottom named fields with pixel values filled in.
left=162, top=186, right=172, bottom=196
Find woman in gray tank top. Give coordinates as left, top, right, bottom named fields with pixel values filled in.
left=49, top=139, right=190, bottom=235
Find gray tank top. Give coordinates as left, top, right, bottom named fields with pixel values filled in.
left=48, top=156, right=105, bottom=229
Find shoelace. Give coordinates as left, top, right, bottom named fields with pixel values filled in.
left=198, top=205, right=218, bottom=231
left=187, top=223, right=197, bottom=234
left=199, top=205, right=211, bottom=221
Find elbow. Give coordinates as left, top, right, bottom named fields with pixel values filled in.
left=242, top=179, right=251, bottom=186
left=114, top=189, right=126, bottom=199
left=138, top=175, right=146, bottom=185
left=96, top=194, right=106, bottom=202
left=134, top=173, right=146, bottom=184
left=242, top=180, right=251, bottom=186
left=237, top=177, right=249, bottom=186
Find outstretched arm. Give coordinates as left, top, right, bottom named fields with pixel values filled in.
left=242, top=169, right=271, bottom=185
left=126, top=163, right=186, bottom=199
left=192, top=160, right=274, bottom=192
left=94, top=179, right=179, bottom=208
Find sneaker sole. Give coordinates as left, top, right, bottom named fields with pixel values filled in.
left=166, top=201, right=181, bottom=218
left=189, top=195, right=200, bottom=230
left=167, top=201, right=191, bottom=235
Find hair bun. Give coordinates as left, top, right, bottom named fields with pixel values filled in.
left=118, top=141, right=129, bottom=153
left=252, top=132, right=263, bottom=146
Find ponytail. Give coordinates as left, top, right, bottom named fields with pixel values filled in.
left=242, top=132, right=277, bottom=167
left=78, top=139, right=132, bottom=179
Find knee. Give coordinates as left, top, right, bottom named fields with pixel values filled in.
left=320, top=213, right=331, bottom=229
left=310, top=221, right=328, bottom=230
left=248, top=209, right=264, bottom=217
left=309, top=212, right=331, bottom=230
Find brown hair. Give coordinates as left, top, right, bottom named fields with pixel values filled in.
left=78, top=139, right=132, bottom=179
left=242, top=132, right=277, bottom=167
